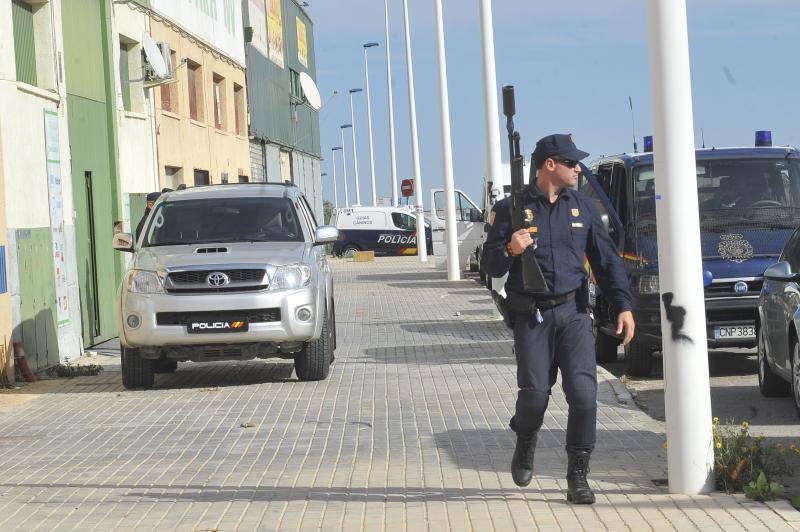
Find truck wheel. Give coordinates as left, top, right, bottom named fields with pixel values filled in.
left=758, top=326, right=789, bottom=397
left=295, top=312, right=332, bottom=381
left=122, top=347, right=154, bottom=389
left=342, top=244, right=360, bottom=258
left=595, top=329, right=619, bottom=363
left=624, top=339, right=654, bottom=377
left=154, top=359, right=178, bottom=374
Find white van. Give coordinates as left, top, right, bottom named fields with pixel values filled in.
left=331, top=206, right=434, bottom=257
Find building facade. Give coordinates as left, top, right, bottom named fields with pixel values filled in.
left=1, top=0, right=84, bottom=371
left=150, top=0, right=251, bottom=188
left=244, top=0, right=322, bottom=218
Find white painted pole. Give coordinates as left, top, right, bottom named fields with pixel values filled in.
left=331, top=147, right=341, bottom=209
left=479, top=0, right=503, bottom=197
left=479, top=0, right=504, bottom=319
left=348, top=89, right=363, bottom=206
left=433, top=0, right=460, bottom=280
left=364, top=44, right=379, bottom=207
left=647, top=0, right=714, bottom=494
left=384, top=0, right=399, bottom=206
left=340, top=126, right=351, bottom=208
left=401, top=0, right=427, bottom=262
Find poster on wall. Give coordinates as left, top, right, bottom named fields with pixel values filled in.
left=248, top=0, right=268, bottom=57
left=43, top=110, right=70, bottom=327
left=267, top=0, right=284, bottom=68
left=296, top=17, right=308, bottom=68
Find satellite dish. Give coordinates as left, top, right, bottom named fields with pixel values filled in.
left=299, top=72, right=322, bottom=111
left=142, top=32, right=168, bottom=79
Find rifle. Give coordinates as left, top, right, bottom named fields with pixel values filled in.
left=502, top=85, right=548, bottom=294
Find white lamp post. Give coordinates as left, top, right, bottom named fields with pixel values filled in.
left=383, top=0, right=399, bottom=206
left=363, top=42, right=380, bottom=207
left=331, top=146, right=342, bottom=209
left=340, top=125, right=352, bottom=208
left=348, top=88, right=363, bottom=206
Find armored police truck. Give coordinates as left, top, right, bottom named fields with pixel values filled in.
left=581, top=133, right=800, bottom=376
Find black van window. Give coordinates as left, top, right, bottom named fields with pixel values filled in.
left=392, top=212, right=416, bottom=230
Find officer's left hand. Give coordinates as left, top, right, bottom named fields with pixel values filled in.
left=616, top=311, right=635, bottom=346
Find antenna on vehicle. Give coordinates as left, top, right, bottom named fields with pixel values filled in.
left=701, top=128, right=706, bottom=148
left=628, top=96, right=638, bottom=153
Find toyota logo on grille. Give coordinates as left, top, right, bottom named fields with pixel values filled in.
left=206, top=272, right=229, bottom=287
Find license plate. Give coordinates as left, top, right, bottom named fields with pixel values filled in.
left=714, top=325, right=755, bottom=340
left=187, top=320, right=249, bottom=334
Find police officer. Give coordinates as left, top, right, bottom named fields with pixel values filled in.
left=483, top=133, right=635, bottom=504
left=135, top=191, right=162, bottom=242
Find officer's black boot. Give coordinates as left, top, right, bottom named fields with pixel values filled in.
left=511, top=432, right=537, bottom=487
left=566, top=450, right=596, bottom=504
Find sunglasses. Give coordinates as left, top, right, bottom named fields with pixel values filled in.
left=551, top=157, right=580, bottom=169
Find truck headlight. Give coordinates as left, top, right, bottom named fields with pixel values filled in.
left=126, top=270, right=165, bottom=294
left=638, top=275, right=660, bottom=295
left=271, top=264, right=312, bottom=290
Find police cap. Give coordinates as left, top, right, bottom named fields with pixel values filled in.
left=146, top=192, right=161, bottom=202
left=532, top=133, right=590, bottom=167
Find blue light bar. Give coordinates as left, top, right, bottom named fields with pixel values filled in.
left=643, top=136, right=653, bottom=152
left=755, top=130, right=772, bottom=147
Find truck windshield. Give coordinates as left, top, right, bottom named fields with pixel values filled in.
left=143, top=196, right=304, bottom=246
left=633, top=158, right=800, bottom=229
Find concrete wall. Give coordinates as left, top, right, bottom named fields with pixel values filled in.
left=150, top=16, right=251, bottom=186
left=0, top=0, right=84, bottom=369
left=111, top=3, right=159, bottom=236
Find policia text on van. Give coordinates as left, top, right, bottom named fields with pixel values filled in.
left=583, top=134, right=800, bottom=376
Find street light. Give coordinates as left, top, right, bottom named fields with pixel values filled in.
left=340, top=125, right=352, bottom=207
left=331, top=146, right=343, bottom=209
left=433, top=0, right=459, bottom=279
left=400, top=0, right=427, bottom=262
left=348, top=88, right=363, bottom=206
left=383, top=0, right=399, bottom=206
left=363, top=42, right=380, bottom=207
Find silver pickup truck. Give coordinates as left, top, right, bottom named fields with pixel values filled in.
left=113, top=183, right=338, bottom=389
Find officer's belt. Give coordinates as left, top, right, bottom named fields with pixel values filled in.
left=506, top=290, right=575, bottom=314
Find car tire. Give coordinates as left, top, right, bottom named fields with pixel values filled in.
left=154, top=359, right=178, bottom=374
left=758, top=326, right=790, bottom=397
left=595, top=329, right=619, bottom=363
left=792, top=340, right=800, bottom=417
left=295, top=311, right=332, bottom=382
left=122, top=347, right=154, bottom=389
left=625, top=339, right=653, bottom=377
left=342, top=244, right=360, bottom=258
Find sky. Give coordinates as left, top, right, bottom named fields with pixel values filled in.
left=306, top=0, right=800, bottom=210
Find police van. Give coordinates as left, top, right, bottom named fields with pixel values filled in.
left=579, top=132, right=800, bottom=376
left=331, top=206, right=434, bottom=257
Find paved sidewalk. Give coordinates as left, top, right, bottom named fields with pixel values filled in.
left=0, top=257, right=798, bottom=531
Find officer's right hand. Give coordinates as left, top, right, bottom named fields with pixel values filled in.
left=509, top=228, right=534, bottom=256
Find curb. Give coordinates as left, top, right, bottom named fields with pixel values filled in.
left=597, top=364, right=637, bottom=408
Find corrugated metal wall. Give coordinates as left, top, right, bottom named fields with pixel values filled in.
left=249, top=141, right=265, bottom=183
left=11, top=0, right=37, bottom=86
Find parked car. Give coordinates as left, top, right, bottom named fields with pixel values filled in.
left=113, top=183, right=339, bottom=389
left=757, top=228, right=800, bottom=415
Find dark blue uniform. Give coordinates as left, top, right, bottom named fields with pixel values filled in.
left=483, top=183, right=632, bottom=453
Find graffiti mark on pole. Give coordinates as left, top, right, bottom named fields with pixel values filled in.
left=662, top=292, right=693, bottom=343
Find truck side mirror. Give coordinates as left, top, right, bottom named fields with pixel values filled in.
left=113, top=232, right=134, bottom=253
left=469, top=208, right=483, bottom=223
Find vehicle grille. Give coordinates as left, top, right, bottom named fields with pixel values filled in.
left=705, top=307, right=755, bottom=323
left=705, top=279, right=763, bottom=298
left=156, top=308, right=281, bottom=326
left=169, top=269, right=266, bottom=284
left=165, top=268, right=268, bottom=293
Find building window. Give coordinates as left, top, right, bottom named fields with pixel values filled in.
left=187, top=60, right=203, bottom=121
left=233, top=83, right=245, bottom=136
left=119, top=42, right=132, bottom=112
left=212, top=73, right=226, bottom=130
left=160, top=50, right=178, bottom=113
left=238, top=175, right=249, bottom=183
left=289, top=69, right=303, bottom=100
left=193, top=169, right=210, bottom=186
left=12, top=0, right=37, bottom=86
